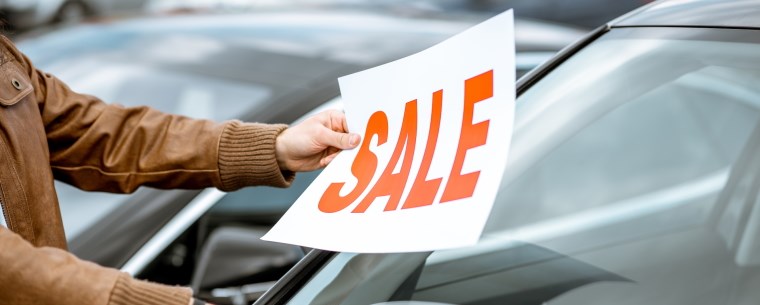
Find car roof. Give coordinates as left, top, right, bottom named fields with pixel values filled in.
left=611, top=0, right=760, bottom=29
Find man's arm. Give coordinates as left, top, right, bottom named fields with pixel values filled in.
left=0, top=227, right=193, bottom=305
left=3, top=36, right=294, bottom=193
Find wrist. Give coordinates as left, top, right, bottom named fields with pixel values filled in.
left=274, top=130, right=290, bottom=171
left=217, top=121, right=293, bottom=190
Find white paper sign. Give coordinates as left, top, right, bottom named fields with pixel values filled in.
left=263, top=10, right=515, bottom=253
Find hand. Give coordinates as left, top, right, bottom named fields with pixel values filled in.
left=275, top=110, right=361, bottom=172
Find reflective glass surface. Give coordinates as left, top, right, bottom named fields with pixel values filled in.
left=284, top=28, right=760, bottom=305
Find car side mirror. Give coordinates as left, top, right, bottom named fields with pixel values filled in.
left=191, top=226, right=304, bottom=305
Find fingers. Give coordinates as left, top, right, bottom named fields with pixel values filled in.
left=316, top=110, right=360, bottom=150
left=326, top=109, right=350, bottom=133
left=317, top=131, right=358, bottom=167
left=282, top=109, right=360, bottom=170
left=321, top=129, right=360, bottom=150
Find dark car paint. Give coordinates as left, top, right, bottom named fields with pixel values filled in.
left=253, top=1, right=760, bottom=304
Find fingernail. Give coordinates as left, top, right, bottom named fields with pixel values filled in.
left=349, top=134, right=360, bottom=146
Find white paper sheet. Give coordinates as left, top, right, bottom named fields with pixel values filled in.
left=263, top=10, right=516, bottom=253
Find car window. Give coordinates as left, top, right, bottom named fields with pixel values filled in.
left=282, top=27, right=760, bottom=305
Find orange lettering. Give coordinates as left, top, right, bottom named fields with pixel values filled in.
left=402, top=90, right=443, bottom=209
left=319, top=69, right=495, bottom=213
left=440, top=70, right=493, bottom=203
left=352, top=100, right=418, bottom=213
left=318, top=111, right=389, bottom=213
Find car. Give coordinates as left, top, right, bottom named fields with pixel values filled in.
left=249, top=1, right=760, bottom=305
left=14, top=7, right=586, bottom=305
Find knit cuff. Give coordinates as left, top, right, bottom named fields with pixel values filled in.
left=217, top=121, right=295, bottom=191
left=108, top=273, right=192, bottom=305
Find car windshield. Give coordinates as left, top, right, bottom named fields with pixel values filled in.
left=279, top=27, right=760, bottom=305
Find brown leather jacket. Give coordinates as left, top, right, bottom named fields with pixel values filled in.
left=0, top=36, right=293, bottom=305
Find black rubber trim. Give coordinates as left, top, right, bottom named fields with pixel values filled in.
left=611, top=24, right=760, bottom=31
left=516, top=24, right=609, bottom=96
left=254, top=249, right=336, bottom=305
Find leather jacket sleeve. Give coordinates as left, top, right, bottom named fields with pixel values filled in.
left=0, top=226, right=192, bottom=305
left=9, top=38, right=293, bottom=193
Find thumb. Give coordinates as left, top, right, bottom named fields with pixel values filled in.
left=321, top=128, right=361, bottom=150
